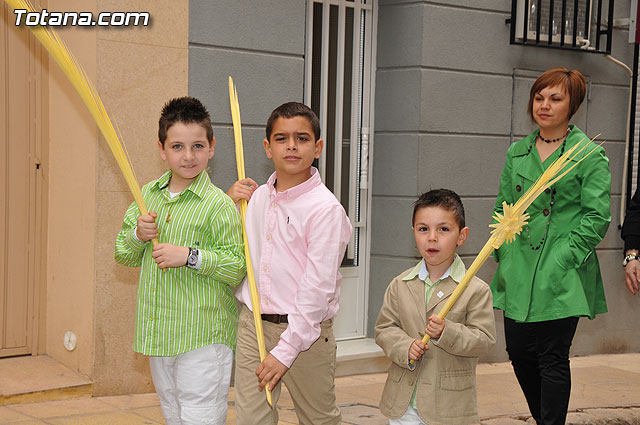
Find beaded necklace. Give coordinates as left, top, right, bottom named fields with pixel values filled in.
left=523, top=137, right=566, bottom=251
left=536, top=127, right=570, bottom=144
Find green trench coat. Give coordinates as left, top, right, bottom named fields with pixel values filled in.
left=491, top=125, right=611, bottom=322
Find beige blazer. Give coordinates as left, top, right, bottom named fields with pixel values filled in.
left=375, top=265, right=496, bottom=425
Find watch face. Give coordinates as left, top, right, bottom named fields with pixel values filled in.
left=188, top=254, right=197, bottom=266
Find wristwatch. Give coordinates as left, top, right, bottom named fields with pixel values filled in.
left=186, top=247, right=199, bottom=269
left=623, top=253, right=640, bottom=267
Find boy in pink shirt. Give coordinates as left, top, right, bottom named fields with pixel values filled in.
left=228, top=102, right=352, bottom=425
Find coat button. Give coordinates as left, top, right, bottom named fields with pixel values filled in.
left=545, top=188, right=551, bottom=194
left=543, top=208, right=550, bottom=216
left=516, top=185, right=522, bottom=192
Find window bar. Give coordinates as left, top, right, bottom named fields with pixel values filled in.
left=535, top=0, right=542, bottom=43
left=595, top=0, right=602, bottom=50
left=560, top=0, right=567, bottom=46
left=584, top=0, right=591, bottom=45
left=510, top=0, right=517, bottom=44
left=346, top=0, right=362, bottom=266
left=355, top=7, right=365, bottom=225
left=606, top=0, right=613, bottom=53
left=359, top=6, right=372, bottom=195
left=572, top=0, right=579, bottom=47
left=548, top=0, right=555, bottom=45
left=304, top=1, right=314, bottom=112
left=353, top=6, right=367, bottom=266
left=319, top=2, right=330, bottom=180
left=333, top=2, right=346, bottom=200
left=523, top=0, right=530, bottom=43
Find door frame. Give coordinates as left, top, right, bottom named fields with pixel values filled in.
left=303, top=0, right=378, bottom=340
left=0, top=2, right=48, bottom=357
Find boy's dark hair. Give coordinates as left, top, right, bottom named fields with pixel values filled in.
left=158, top=97, right=213, bottom=145
left=413, top=189, right=466, bottom=229
left=265, top=102, right=321, bottom=141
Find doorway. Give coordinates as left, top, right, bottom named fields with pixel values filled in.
left=0, top=3, right=45, bottom=358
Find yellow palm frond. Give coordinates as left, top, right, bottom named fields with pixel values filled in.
left=4, top=0, right=156, bottom=244
left=228, top=76, right=272, bottom=408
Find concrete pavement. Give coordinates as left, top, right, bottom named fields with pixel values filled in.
left=1, top=353, right=639, bottom=424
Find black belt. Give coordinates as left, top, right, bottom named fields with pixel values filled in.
left=261, top=313, right=288, bottom=324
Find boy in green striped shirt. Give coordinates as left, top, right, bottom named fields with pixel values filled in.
left=115, top=97, right=246, bottom=425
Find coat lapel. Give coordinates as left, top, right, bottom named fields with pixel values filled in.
left=407, top=278, right=427, bottom=325
left=426, top=278, right=458, bottom=315
left=514, top=149, right=543, bottom=183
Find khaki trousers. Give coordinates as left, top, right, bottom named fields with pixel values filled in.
left=234, top=305, right=341, bottom=425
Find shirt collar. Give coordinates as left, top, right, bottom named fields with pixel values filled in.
left=402, top=254, right=466, bottom=283
left=267, top=166, right=322, bottom=199
left=152, top=169, right=210, bottom=199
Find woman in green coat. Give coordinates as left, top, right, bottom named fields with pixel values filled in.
left=492, top=68, right=611, bottom=425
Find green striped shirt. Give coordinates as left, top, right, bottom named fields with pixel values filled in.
left=114, top=170, right=246, bottom=356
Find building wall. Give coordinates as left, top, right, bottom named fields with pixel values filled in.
left=41, top=0, right=189, bottom=395
left=370, top=0, right=639, bottom=361
left=188, top=0, right=306, bottom=191
left=93, top=0, right=189, bottom=395
left=45, top=0, right=98, bottom=378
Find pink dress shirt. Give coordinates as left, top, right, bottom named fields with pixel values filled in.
left=235, top=167, right=352, bottom=367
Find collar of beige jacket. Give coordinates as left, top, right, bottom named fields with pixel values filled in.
left=426, top=278, right=458, bottom=316
left=406, top=277, right=458, bottom=326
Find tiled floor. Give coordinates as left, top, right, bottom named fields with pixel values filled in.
left=1, top=353, right=639, bottom=424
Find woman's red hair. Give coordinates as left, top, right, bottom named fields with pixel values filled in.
left=527, top=67, right=586, bottom=121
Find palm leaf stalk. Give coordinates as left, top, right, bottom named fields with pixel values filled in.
left=4, top=0, right=157, bottom=245
left=228, top=76, right=273, bottom=407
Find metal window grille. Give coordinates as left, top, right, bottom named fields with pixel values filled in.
left=305, top=0, right=374, bottom=267
left=510, top=0, right=614, bottom=54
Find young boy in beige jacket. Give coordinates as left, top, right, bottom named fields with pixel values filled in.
left=375, top=189, right=496, bottom=425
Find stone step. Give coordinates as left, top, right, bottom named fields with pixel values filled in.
left=336, top=338, right=389, bottom=377
left=0, top=355, right=92, bottom=405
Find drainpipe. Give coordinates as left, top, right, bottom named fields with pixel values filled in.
left=605, top=54, right=633, bottom=227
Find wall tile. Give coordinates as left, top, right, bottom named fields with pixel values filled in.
left=189, top=47, right=304, bottom=127
left=190, top=0, right=305, bottom=55
left=372, top=133, right=419, bottom=197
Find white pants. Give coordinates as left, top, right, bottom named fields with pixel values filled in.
left=149, top=343, right=233, bottom=425
left=389, top=406, right=429, bottom=425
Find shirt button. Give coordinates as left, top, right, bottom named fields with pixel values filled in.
left=543, top=208, right=550, bottom=216
left=266, top=234, right=271, bottom=241
left=271, top=202, right=276, bottom=208
left=516, top=185, right=522, bottom=192
left=545, top=188, right=551, bottom=194
left=263, top=265, right=268, bottom=271
left=149, top=316, right=153, bottom=321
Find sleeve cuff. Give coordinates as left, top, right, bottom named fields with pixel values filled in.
left=433, top=320, right=455, bottom=351
left=270, top=342, right=298, bottom=369
left=198, top=249, right=219, bottom=276
left=125, top=227, right=146, bottom=251
left=624, top=235, right=640, bottom=254
left=392, top=340, right=417, bottom=370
